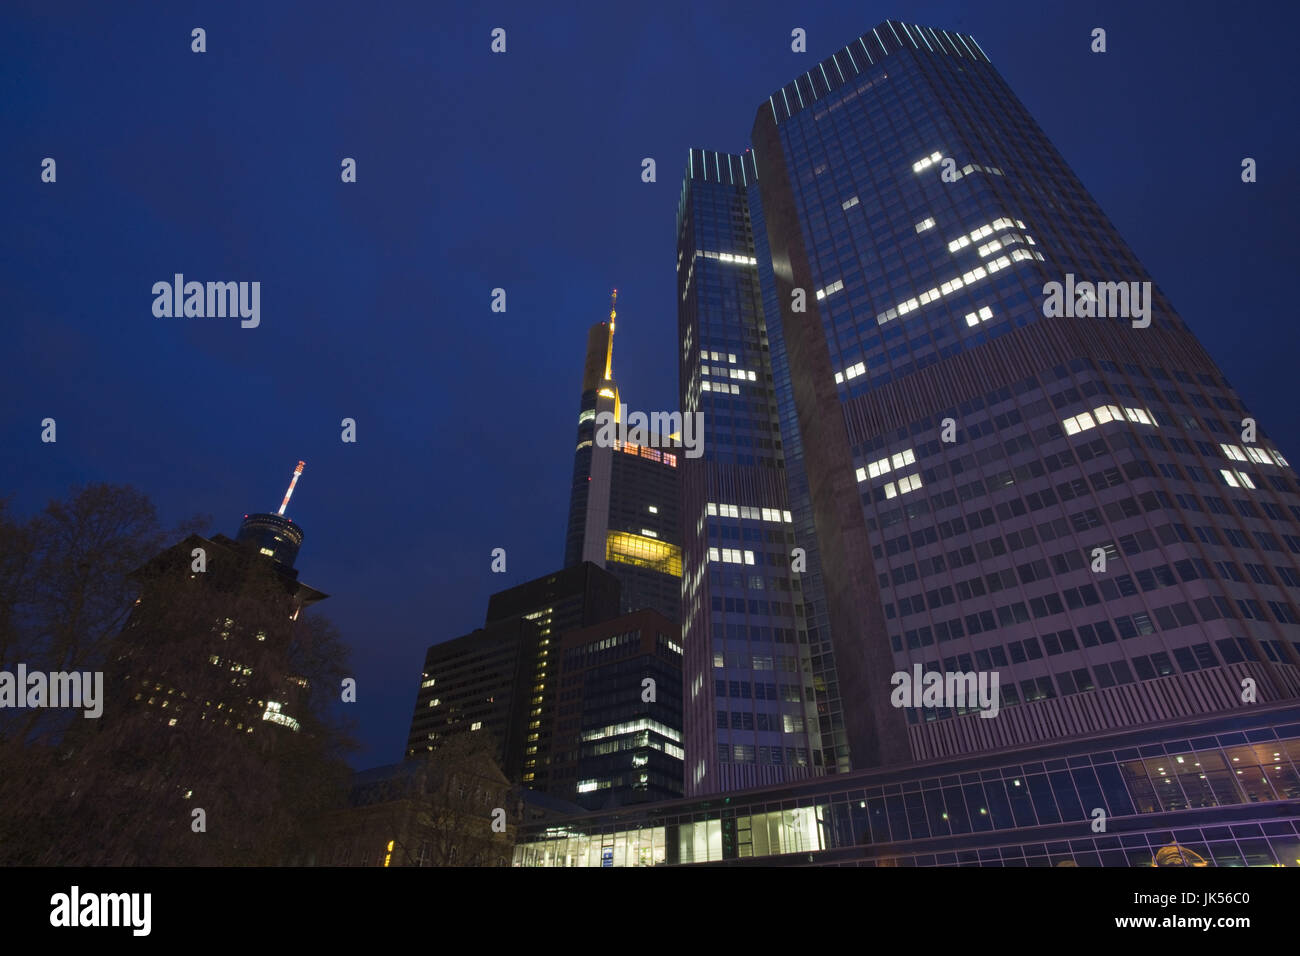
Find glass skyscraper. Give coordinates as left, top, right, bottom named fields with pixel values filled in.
left=565, top=296, right=683, bottom=624
left=680, top=19, right=1300, bottom=794
left=551, top=608, right=684, bottom=809
left=677, top=149, right=824, bottom=793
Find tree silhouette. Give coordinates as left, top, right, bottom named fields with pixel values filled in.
left=0, top=484, right=355, bottom=866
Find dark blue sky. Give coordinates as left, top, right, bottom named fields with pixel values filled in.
left=3, top=0, right=1297, bottom=769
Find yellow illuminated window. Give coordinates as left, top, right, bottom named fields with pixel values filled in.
left=605, top=531, right=682, bottom=577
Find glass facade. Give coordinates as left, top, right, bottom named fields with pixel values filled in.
left=604, top=451, right=681, bottom=622
left=565, top=315, right=682, bottom=624
left=514, top=704, right=1300, bottom=866
left=749, top=157, right=846, bottom=775
left=235, top=512, right=303, bottom=570
left=551, top=611, right=684, bottom=808
left=744, top=20, right=1300, bottom=768
left=676, top=150, right=823, bottom=795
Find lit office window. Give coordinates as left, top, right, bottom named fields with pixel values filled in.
left=862, top=448, right=916, bottom=480
left=884, top=473, right=923, bottom=498
left=911, top=150, right=943, bottom=173
left=815, top=279, right=844, bottom=300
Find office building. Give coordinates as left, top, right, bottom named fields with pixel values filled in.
left=408, top=562, right=622, bottom=790
left=404, top=616, right=541, bottom=781
left=114, top=463, right=325, bottom=737
left=564, top=293, right=683, bottom=623
left=680, top=20, right=1300, bottom=791
left=550, top=608, right=684, bottom=808
left=676, top=150, right=825, bottom=794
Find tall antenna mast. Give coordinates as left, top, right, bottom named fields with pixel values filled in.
left=277, top=460, right=305, bottom=516
left=604, top=288, right=617, bottom=381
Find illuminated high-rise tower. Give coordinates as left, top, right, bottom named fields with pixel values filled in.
left=564, top=292, right=682, bottom=624
left=237, top=461, right=307, bottom=570
left=676, top=151, right=823, bottom=794
left=679, top=19, right=1300, bottom=789
left=565, top=294, right=622, bottom=569
left=112, top=460, right=326, bottom=739
left=506, top=18, right=1300, bottom=867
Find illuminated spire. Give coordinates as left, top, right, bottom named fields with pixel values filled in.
left=604, top=288, right=617, bottom=381
left=277, top=460, right=305, bottom=516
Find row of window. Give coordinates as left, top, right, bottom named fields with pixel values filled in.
left=894, top=574, right=1300, bottom=654
left=896, top=635, right=1297, bottom=726
left=716, top=710, right=806, bottom=733
left=714, top=679, right=803, bottom=702
left=712, top=652, right=799, bottom=671
left=890, top=549, right=1300, bottom=624
left=852, top=355, right=1248, bottom=463
left=717, top=743, right=810, bottom=766
left=884, top=513, right=1300, bottom=601
left=879, top=511, right=1300, bottom=633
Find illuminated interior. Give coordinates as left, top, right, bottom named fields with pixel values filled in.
left=606, top=531, right=682, bottom=577
left=513, top=806, right=825, bottom=867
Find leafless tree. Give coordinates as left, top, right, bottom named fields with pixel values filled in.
left=0, top=484, right=355, bottom=866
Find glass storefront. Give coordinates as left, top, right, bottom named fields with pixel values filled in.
left=514, top=709, right=1300, bottom=866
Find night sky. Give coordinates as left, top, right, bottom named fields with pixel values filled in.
left=3, top=0, right=1296, bottom=770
